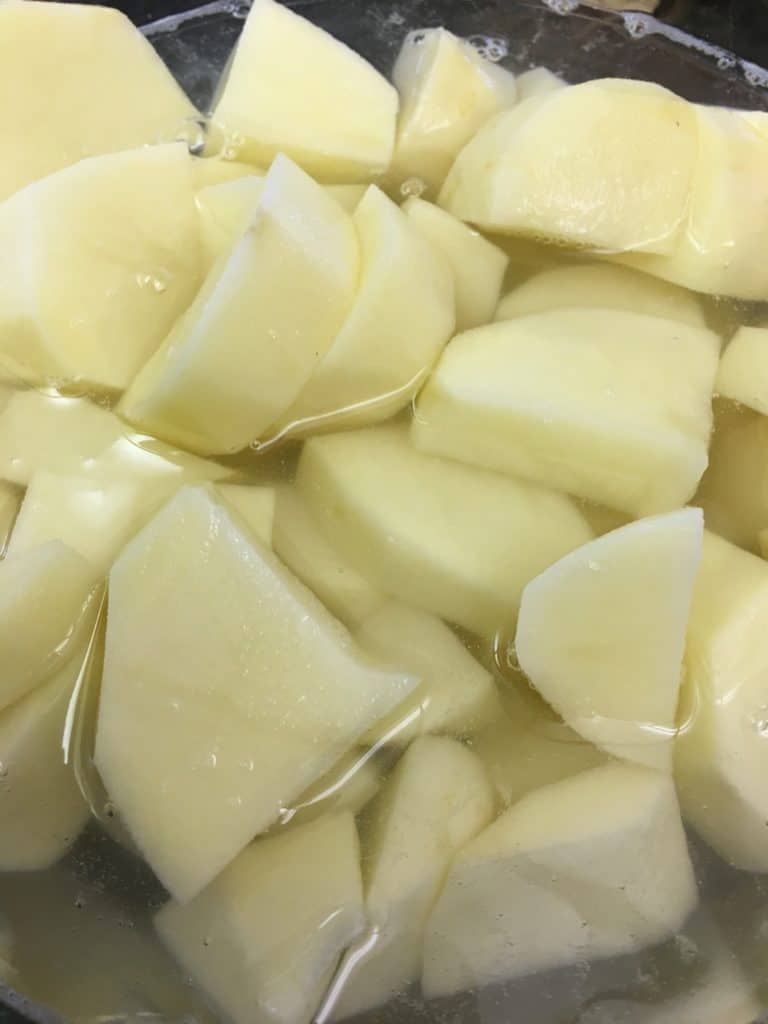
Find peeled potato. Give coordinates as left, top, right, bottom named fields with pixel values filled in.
left=440, top=79, right=697, bottom=254
left=676, top=532, right=768, bottom=871
left=0, top=0, right=195, bottom=202
left=95, top=486, right=416, bottom=900
left=0, top=145, right=208, bottom=393
left=121, top=155, right=359, bottom=455
left=389, top=28, right=516, bottom=196
left=403, top=196, right=508, bottom=330
left=333, top=737, right=494, bottom=1018
left=213, top=0, right=397, bottom=181
left=412, top=310, right=719, bottom=516
left=296, top=426, right=593, bottom=635
left=422, top=764, right=697, bottom=997
left=215, top=484, right=275, bottom=547
left=715, top=326, right=768, bottom=414
left=516, top=509, right=703, bottom=770
left=514, top=66, right=565, bottom=101
left=156, top=813, right=365, bottom=1024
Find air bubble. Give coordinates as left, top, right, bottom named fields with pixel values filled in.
left=136, top=271, right=169, bottom=294
left=542, top=0, right=579, bottom=15
left=400, top=176, right=426, bottom=199
left=717, top=55, right=736, bottom=71
left=624, top=14, right=649, bottom=38
left=176, top=117, right=209, bottom=156
left=467, top=34, right=508, bottom=63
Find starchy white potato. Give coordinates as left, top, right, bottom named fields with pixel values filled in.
left=215, top=484, right=275, bottom=546
left=716, top=325, right=768, bottom=414
left=514, top=66, right=565, bottom=100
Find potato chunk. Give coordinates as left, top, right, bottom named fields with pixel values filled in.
left=716, top=326, right=768, bottom=414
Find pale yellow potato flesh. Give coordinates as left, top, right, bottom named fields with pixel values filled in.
left=716, top=325, right=768, bottom=414
left=274, top=186, right=454, bottom=437
left=676, top=532, right=768, bottom=871
left=0, top=1, right=196, bottom=203
left=213, top=0, right=397, bottom=181
left=412, top=310, right=719, bottom=516
left=516, top=509, right=703, bottom=770
left=282, top=749, right=384, bottom=829
left=121, top=155, right=359, bottom=454
left=440, top=79, right=697, bottom=254
left=514, top=66, right=565, bottom=101
left=94, top=486, right=416, bottom=901
left=156, top=813, right=365, bottom=1024
left=215, top=484, right=275, bottom=547
left=296, top=426, right=594, bottom=635
left=332, top=737, right=494, bottom=1019
left=0, top=145, right=208, bottom=393
left=422, top=764, right=697, bottom=997
left=403, top=196, right=508, bottom=330
left=389, top=28, right=516, bottom=196
left=0, top=482, right=19, bottom=554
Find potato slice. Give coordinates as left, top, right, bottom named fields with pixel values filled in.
left=0, top=145, right=208, bottom=393
left=213, top=0, right=396, bottom=181
left=0, top=653, right=89, bottom=871
left=332, top=737, right=494, bottom=1018
left=422, top=763, right=697, bottom=997
left=0, top=1, right=195, bottom=202
left=121, top=155, right=358, bottom=455
left=272, top=486, right=384, bottom=627
left=715, top=326, right=768, bottom=414
left=95, top=486, right=416, bottom=900
left=516, top=509, right=703, bottom=770
left=495, top=263, right=705, bottom=326
left=156, top=813, right=364, bottom=1024
left=440, top=79, right=696, bottom=254
left=620, top=107, right=768, bottom=300
left=676, top=532, right=768, bottom=871
left=412, top=310, right=719, bottom=516
left=296, top=426, right=593, bottom=635
left=356, top=603, right=500, bottom=745
left=403, top=197, right=508, bottom=330
left=274, top=186, right=454, bottom=436
left=514, top=66, right=565, bottom=101
left=0, top=541, right=98, bottom=712
left=215, top=484, right=275, bottom=547
left=389, top=28, right=516, bottom=196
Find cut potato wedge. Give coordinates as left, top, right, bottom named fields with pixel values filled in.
left=95, top=486, right=416, bottom=900
left=514, top=66, right=565, bottom=101
left=0, top=0, right=195, bottom=202
left=403, top=197, right=508, bottom=330
left=389, top=28, right=516, bottom=196
left=716, top=326, right=768, bottom=414
left=676, top=532, right=768, bottom=871
left=356, top=603, right=500, bottom=745
left=422, top=763, right=697, bottom=996
left=0, top=145, right=208, bottom=393
left=121, top=155, right=358, bottom=454
left=0, top=653, right=90, bottom=871
left=215, top=484, right=275, bottom=546
left=274, top=186, right=454, bottom=436
left=272, top=486, right=383, bottom=627
left=516, top=509, right=703, bottom=769
left=156, top=813, right=365, bottom=1024
left=213, top=0, right=397, bottom=181
left=0, top=541, right=98, bottom=712
left=333, top=737, right=494, bottom=1018
left=440, top=79, right=697, bottom=254
left=296, top=426, right=593, bottom=635
left=412, top=310, right=719, bottom=516
left=495, top=263, right=705, bottom=326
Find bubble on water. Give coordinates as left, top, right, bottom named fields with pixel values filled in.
left=466, top=34, right=508, bottom=63
left=399, top=176, right=426, bottom=199
left=176, top=116, right=209, bottom=156
left=136, top=271, right=169, bottom=294
left=0, top=762, right=7, bottom=780
left=587, top=559, right=601, bottom=572
left=717, top=55, right=736, bottom=71
left=623, top=14, right=650, bottom=38
left=409, top=29, right=428, bottom=46
left=103, top=800, right=116, bottom=819
left=227, top=0, right=251, bottom=19
left=542, top=0, right=579, bottom=15
left=744, top=65, right=768, bottom=89
left=74, top=894, right=86, bottom=910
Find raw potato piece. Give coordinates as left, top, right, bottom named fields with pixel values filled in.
left=676, top=532, right=768, bottom=871
left=422, top=764, right=697, bottom=996
left=157, top=814, right=365, bottom=1024
left=0, top=1, right=195, bottom=202
left=95, top=486, right=416, bottom=900
left=403, top=197, right=508, bottom=330
left=272, top=487, right=384, bottom=627
left=516, top=509, right=703, bottom=770
left=0, top=541, right=97, bottom=712
left=121, top=156, right=358, bottom=455
left=412, top=310, right=719, bottom=516
left=440, top=79, right=697, bottom=254
left=0, top=482, right=19, bottom=553
left=296, top=427, right=593, bottom=635
left=0, top=655, right=90, bottom=871
left=333, top=737, right=494, bottom=1018
left=389, top=28, right=516, bottom=196
left=495, top=263, right=705, bottom=326
left=213, top=0, right=397, bottom=181
left=275, top=187, right=454, bottom=436
left=356, top=603, right=500, bottom=745
left=0, top=145, right=208, bottom=392
left=514, top=66, right=565, bottom=101
left=216, top=484, right=275, bottom=546
left=716, top=326, right=768, bottom=414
